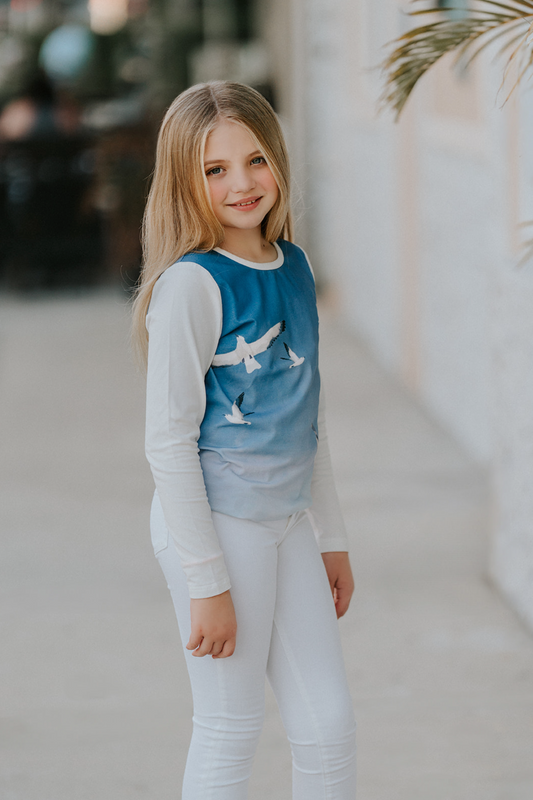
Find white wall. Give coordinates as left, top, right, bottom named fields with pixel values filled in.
left=416, top=73, right=497, bottom=463
left=278, top=0, right=533, bottom=630
left=490, top=90, right=533, bottom=629
left=301, top=0, right=403, bottom=372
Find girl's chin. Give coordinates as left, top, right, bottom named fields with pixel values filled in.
left=220, top=218, right=265, bottom=232
left=220, top=209, right=274, bottom=231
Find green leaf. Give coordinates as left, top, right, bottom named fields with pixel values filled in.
left=381, top=0, right=533, bottom=117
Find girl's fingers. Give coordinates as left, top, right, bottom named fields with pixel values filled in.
left=213, top=638, right=236, bottom=659
left=335, top=592, right=350, bottom=618
left=189, top=635, right=237, bottom=657
left=210, top=640, right=224, bottom=657
left=186, top=633, right=203, bottom=651
left=321, top=554, right=355, bottom=618
left=192, top=636, right=214, bottom=657
left=335, top=582, right=354, bottom=618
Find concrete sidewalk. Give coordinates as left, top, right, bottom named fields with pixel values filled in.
left=1, top=290, right=533, bottom=800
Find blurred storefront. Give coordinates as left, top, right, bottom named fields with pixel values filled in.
left=0, top=0, right=273, bottom=290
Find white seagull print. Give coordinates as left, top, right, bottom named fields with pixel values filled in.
left=212, top=321, right=286, bottom=374
left=224, top=392, right=254, bottom=425
left=281, top=342, right=305, bottom=368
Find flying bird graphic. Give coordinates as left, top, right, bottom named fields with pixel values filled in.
left=224, top=392, right=254, bottom=425
left=280, top=342, right=305, bottom=368
left=212, top=321, right=286, bottom=373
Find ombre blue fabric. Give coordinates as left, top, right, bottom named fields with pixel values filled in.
left=177, top=239, right=320, bottom=521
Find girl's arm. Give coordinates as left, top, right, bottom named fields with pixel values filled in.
left=297, top=244, right=354, bottom=616
left=308, top=387, right=354, bottom=617
left=307, top=386, right=350, bottom=552
left=145, top=263, right=237, bottom=655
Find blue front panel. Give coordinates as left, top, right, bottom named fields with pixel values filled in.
left=181, top=240, right=320, bottom=520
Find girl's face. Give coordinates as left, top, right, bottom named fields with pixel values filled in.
left=204, top=119, right=279, bottom=236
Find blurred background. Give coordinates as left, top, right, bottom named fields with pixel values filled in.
left=2, top=1, right=533, bottom=798
left=0, top=0, right=275, bottom=291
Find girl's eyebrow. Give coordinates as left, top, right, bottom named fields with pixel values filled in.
left=204, top=150, right=263, bottom=167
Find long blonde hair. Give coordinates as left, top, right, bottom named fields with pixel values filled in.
left=132, top=80, right=294, bottom=365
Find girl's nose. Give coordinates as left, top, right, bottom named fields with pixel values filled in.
left=230, top=166, right=255, bottom=194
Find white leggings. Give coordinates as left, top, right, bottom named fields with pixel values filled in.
left=151, top=496, right=356, bottom=800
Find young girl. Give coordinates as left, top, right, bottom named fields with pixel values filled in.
left=132, top=80, right=356, bottom=800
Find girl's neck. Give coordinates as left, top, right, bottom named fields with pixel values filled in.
left=219, top=227, right=277, bottom=264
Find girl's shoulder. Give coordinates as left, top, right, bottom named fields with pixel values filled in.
left=277, top=239, right=315, bottom=280
left=277, top=238, right=304, bottom=257
left=175, top=249, right=239, bottom=282
left=151, top=258, right=222, bottom=309
left=157, top=257, right=218, bottom=286
left=146, top=258, right=223, bottom=334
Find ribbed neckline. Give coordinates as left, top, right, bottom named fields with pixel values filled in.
left=214, top=241, right=284, bottom=270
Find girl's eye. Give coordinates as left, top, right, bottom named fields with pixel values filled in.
left=207, top=166, right=223, bottom=176
left=251, top=156, right=265, bottom=165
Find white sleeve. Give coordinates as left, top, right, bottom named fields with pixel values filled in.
left=145, top=262, right=231, bottom=599
left=306, top=385, right=350, bottom=552
left=296, top=244, right=349, bottom=552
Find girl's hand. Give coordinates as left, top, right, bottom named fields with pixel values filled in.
left=187, top=589, right=237, bottom=659
left=321, top=552, right=354, bottom=618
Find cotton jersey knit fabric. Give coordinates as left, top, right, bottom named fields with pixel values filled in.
left=190, top=239, right=319, bottom=519
left=145, top=239, right=348, bottom=598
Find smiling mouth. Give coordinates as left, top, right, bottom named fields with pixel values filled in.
left=229, top=197, right=261, bottom=208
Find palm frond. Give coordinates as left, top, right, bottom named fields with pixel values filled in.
left=382, top=0, right=533, bottom=118
left=458, top=21, right=527, bottom=69
left=516, top=221, right=533, bottom=267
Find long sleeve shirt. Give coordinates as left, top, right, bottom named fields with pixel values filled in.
left=145, top=240, right=348, bottom=598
